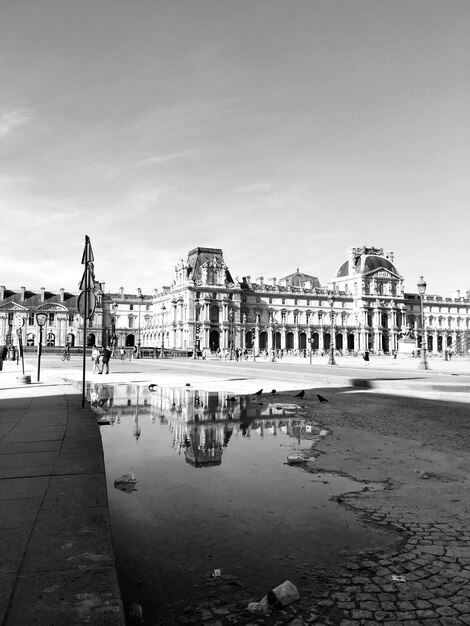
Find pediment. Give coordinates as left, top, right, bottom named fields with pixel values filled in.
left=363, top=268, right=401, bottom=280
left=36, top=302, right=69, bottom=312
left=0, top=302, right=27, bottom=312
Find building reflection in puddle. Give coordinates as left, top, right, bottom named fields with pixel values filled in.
left=86, top=382, right=330, bottom=467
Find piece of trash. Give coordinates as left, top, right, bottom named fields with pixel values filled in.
left=391, top=574, right=406, bottom=582
left=212, top=568, right=222, bottom=577
left=247, top=580, right=300, bottom=615
left=96, top=417, right=111, bottom=425
left=415, top=469, right=434, bottom=479
left=128, top=601, right=144, bottom=622
left=319, top=429, right=329, bottom=437
left=287, top=455, right=305, bottom=465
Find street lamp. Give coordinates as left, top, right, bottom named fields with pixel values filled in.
left=327, top=291, right=336, bottom=365
left=136, top=288, right=144, bottom=359
left=160, top=303, right=166, bottom=358
left=229, top=309, right=234, bottom=360
left=417, top=276, right=429, bottom=370
left=111, top=301, right=118, bottom=356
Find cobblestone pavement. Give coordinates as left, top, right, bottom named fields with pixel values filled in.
left=168, top=386, right=470, bottom=626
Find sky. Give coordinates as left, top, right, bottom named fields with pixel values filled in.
left=1, top=0, right=469, bottom=297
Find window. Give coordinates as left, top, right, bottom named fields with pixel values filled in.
left=49, top=313, right=55, bottom=323
left=269, top=297, right=272, bottom=304
left=68, top=313, right=74, bottom=324
left=129, top=316, right=134, bottom=328
left=294, top=299, right=298, bottom=305
left=146, top=304, right=150, bottom=311
left=28, top=312, right=35, bottom=325
left=129, top=304, right=134, bottom=311
left=282, top=298, right=285, bottom=305
left=242, top=295, right=247, bottom=302
left=8, top=312, right=13, bottom=324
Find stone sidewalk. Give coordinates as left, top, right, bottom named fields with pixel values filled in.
left=0, top=362, right=125, bottom=625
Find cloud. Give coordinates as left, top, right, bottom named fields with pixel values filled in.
left=0, top=108, right=32, bottom=139
left=136, top=149, right=200, bottom=166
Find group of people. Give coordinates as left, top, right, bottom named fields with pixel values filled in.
left=91, top=346, right=112, bottom=374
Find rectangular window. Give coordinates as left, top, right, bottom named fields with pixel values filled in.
left=68, top=313, right=74, bottom=324
left=129, top=304, right=134, bottom=311
left=49, top=313, right=55, bottom=323
left=28, top=312, right=35, bottom=325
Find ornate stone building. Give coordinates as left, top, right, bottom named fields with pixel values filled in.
left=143, top=246, right=470, bottom=357
left=2, top=245, right=469, bottom=357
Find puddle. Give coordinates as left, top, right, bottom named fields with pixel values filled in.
left=85, top=382, right=397, bottom=624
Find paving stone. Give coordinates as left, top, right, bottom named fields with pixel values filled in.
left=351, top=609, right=372, bottom=619
left=436, top=605, right=460, bottom=617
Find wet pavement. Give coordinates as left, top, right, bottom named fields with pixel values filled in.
left=87, top=384, right=398, bottom=624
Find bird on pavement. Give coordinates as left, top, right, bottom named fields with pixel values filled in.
left=317, top=394, right=328, bottom=403
left=271, top=389, right=277, bottom=394
left=293, top=390, right=305, bottom=399
left=253, top=389, right=263, bottom=397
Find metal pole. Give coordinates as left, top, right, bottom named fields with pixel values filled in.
left=418, top=294, right=429, bottom=370
left=81, top=245, right=88, bottom=408
left=328, top=305, right=336, bottom=365
left=37, top=326, right=42, bottom=382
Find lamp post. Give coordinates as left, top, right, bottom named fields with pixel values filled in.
left=36, top=312, right=47, bottom=382
left=327, top=291, right=336, bottom=365
left=160, top=303, right=166, bottom=358
left=111, top=301, right=118, bottom=356
left=417, top=276, right=429, bottom=370
left=136, top=288, right=143, bottom=359
left=229, top=309, right=234, bottom=360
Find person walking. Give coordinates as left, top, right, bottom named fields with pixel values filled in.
left=91, top=346, right=101, bottom=374
left=101, top=347, right=111, bottom=374
left=120, top=347, right=125, bottom=361
left=363, top=349, right=370, bottom=366
left=0, top=345, right=7, bottom=371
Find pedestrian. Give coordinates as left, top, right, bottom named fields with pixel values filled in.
left=363, top=350, right=370, bottom=366
left=101, top=346, right=111, bottom=374
left=91, top=346, right=101, bottom=374
left=120, top=347, right=125, bottom=361
left=0, top=345, right=7, bottom=371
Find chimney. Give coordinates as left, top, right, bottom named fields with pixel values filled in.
left=60, top=288, right=64, bottom=302
left=41, top=287, right=45, bottom=302
left=21, top=286, right=26, bottom=301
left=256, top=276, right=264, bottom=287
left=0, top=286, right=5, bottom=300
left=386, top=251, right=394, bottom=262
left=244, top=276, right=251, bottom=285
left=269, top=277, right=277, bottom=287
left=120, top=286, right=124, bottom=297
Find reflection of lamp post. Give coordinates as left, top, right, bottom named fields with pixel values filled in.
left=136, top=288, right=143, bottom=359
left=327, top=291, right=336, bottom=365
left=309, top=328, right=314, bottom=364
left=417, top=276, right=429, bottom=370
left=160, top=303, right=166, bottom=358
left=272, top=319, right=277, bottom=361
left=229, top=309, right=234, bottom=360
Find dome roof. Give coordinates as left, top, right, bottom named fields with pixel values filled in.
left=336, top=248, right=398, bottom=278
left=280, top=269, right=321, bottom=289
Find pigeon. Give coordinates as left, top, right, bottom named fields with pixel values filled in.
left=253, top=389, right=263, bottom=397
left=293, top=390, right=305, bottom=399
left=185, top=383, right=191, bottom=387
left=317, top=394, right=328, bottom=403
left=271, top=389, right=277, bottom=394
left=148, top=384, right=158, bottom=391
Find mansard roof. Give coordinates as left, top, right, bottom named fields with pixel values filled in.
left=186, top=247, right=234, bottom=284
left=280, top=269, right=321, bottom=289
left=336, top=247, right=400, bottom=278
left=0, top=289, right=78, bottom=310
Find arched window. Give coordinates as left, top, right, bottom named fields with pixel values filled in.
left=66, top=333, right=75, bottom=347
left=27, top=333, right=35, bottom=346
left=46, top=333, right=55, bottom=347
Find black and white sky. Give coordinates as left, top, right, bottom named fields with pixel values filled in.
left=1, top=0, right=469, bottom=295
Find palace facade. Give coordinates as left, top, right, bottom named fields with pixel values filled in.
left=1, top=245, right=469, bottom=357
